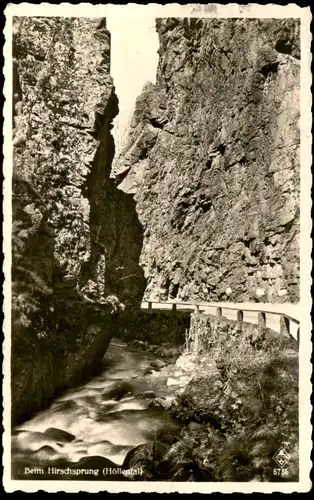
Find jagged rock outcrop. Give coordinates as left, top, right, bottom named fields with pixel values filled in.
left=114, top=18, right=300, bottom=303
left=12, top=17, right=145, bottom=424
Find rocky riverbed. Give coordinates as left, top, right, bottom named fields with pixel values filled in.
left=12, top=313, right=299, bottom=483
left=11, top=338, right=189, bottom=481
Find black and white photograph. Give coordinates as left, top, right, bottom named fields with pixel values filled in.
left=3, top=3, right=312, bottom=494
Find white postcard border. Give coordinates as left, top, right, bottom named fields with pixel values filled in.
left=3, top=2, right=312, bottom=493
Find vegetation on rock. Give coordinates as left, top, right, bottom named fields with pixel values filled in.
left=117, top=310, right=190, bottom=348
left=121, top=314, right=298, bottom=482
left=11, top=17, right=145, bottom=423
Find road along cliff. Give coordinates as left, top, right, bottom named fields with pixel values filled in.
left=12, top=17, right=145, bottom=424
left=114, top=17, right=300, bottom=304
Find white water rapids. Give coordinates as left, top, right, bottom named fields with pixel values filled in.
left=12, top=339, right=186, bottom=480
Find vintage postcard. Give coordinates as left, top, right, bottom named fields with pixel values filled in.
left=2, top=2, right=312, bottom=494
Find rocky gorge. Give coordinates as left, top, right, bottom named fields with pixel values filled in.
left=11, top=15, right=299, bottom=484
left=12, top=17, right=145, bottom=424
left=114, top=17, right=300, bottom=304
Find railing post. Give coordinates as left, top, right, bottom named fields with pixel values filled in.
left=194, top=304, right=200, bottom=313
left=216, top=307, right=222, bottom=319
left=280, top=315, right=290, bottom=335
left=237, top=310, right=243, bottom=326
left=297, top=326, right=300, bottom=344
left=258, top=311, right=266, bottom=331
left=172, top=303, right=177, bottom=312
left=280, top=315, right=290, bottom=342
left=148, top=301, right=152, bottom=311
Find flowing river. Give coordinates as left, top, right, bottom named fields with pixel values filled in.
left=12, top=339, right=186, bottom=481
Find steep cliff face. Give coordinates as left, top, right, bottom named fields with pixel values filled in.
left=114, top=18, right=300, bottom=303
left=12, top=17, right=145, bottom=423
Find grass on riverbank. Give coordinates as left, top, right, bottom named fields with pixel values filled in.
left=155, top=314, right=299, bottom=482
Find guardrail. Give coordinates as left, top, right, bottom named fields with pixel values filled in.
left=141, top=301, right=300, bottom=343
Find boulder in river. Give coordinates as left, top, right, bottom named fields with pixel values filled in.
left=135, top=391, right=156, bottom=400
left=167, top=377, right=181, bottom=386
left=102, top=382, right=135, bottom=401
left=43, top=428, right=75, bottom=443
left=123, top=441, right=170, bottom=480
left=150, top=359, right=166, bottom=370
left=149, top=397, right=173, bottom=411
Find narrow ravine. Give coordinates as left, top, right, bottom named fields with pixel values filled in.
left=12, top=339, right=184, bottom=480
left=11, top=16, right=146, bottom=426
left=9, top=14, right=301, bottom=487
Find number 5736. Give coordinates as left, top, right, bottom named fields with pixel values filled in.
left=273, top=468, right=289, bottom=476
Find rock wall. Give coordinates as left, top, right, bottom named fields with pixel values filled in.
left=114, top=18, right=300, bottom=303
left=12, top=17, right=145, bottom=424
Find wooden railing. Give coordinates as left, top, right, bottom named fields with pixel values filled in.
left=141, top=301, right=300, bottom=343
